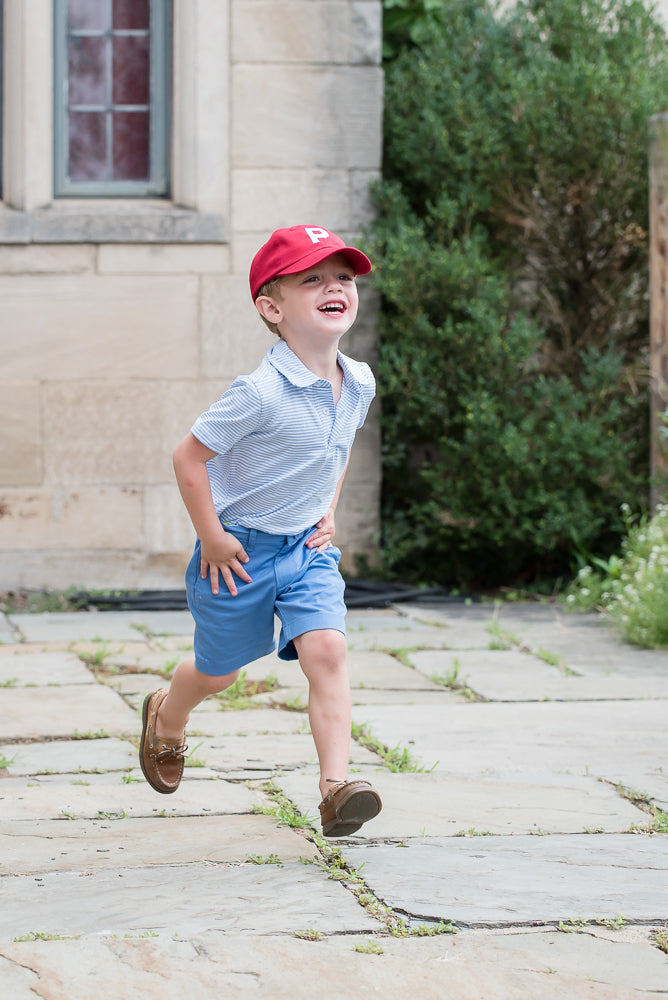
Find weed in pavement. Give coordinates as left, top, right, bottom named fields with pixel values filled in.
left=351, top=721, right=437, bottom=772
left=355, top=941, right=384, bottom=955
left=651, top=925, right=668, bottom=954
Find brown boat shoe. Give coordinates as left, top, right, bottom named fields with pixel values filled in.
left=319, top=779, right=382, bottom=837
left=139, top=688, right=188, bottom=795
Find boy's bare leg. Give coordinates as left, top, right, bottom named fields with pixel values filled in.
left=156, top=660, right=240, bottom=740
left=294, top=629, right=352, bottom=800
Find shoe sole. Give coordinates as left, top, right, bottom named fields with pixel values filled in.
left=322, top=787, right=382, bottom=838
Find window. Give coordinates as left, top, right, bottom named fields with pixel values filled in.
left=53, top=0, right=171, bottom=197
left=0, top=0, right=227, bottom=243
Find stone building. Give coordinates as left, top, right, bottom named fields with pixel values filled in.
left=0, top=0, right=383, bottom=591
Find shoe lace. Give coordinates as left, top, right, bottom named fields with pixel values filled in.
left=155, top=741, right=188, bottom=762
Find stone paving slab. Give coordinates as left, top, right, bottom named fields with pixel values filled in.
left=447, top=928, right=668, bottom=993
left=0, top=932, right=664, bottom=1000
left=2, top=737, right=137, bottom=775
left=0, top=651, right=95, bottom=686
left=186, top=706, right=312, bottom=736
left=347, top=649, right=445, bottom=691
left=0, top=863, right=378, bottom=940
left=0, top=612, right=16, bottom=644
left=346, top=628, right=452, bottom=652
left=105, top=672, right=169, bottom=695
left=0, top=773, right=258, bottom=821
left=344, top=834, right=668, bottom=926
left=396, top=602, right=622, bottom=657
left=8, top=611, right=194, bottom=644
left=350, top=687, right=464, bottom=706
left=195, top=733, right=380, bottom=775
left=0, top=685, right=139, bottom=740
left=408, top=648, right=668, bottom=701
left=0, top=813, right=317, bottom=875
left=241, top=651, right=307, bottom=688
left=351, top=701, right=668, bottom=795
left=277, top=768, right=646, bottom=839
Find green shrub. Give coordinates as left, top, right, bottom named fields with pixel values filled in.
left=369, top=0, right=668, bottom=588
left=567, top=504, right=668, bottom=648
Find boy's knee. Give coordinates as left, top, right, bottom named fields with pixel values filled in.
left=296, top=629, right=347, bottom=673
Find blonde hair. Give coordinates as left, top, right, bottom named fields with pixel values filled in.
left=255, top=278, right=284, bottom=337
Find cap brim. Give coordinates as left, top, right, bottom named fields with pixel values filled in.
left=276, top=245, right=372, bottom=279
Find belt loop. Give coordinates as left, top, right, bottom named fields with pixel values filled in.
left=248, top=528, right=257, bottom=550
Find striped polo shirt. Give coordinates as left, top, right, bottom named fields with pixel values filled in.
left=191, top=339, right=376, bottom=534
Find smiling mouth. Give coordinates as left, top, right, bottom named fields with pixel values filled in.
left=318, top=302, right=345, bottom=314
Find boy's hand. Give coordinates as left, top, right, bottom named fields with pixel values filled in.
left=200, top=531, right=252, bottom=597
left=306, top=509, right=336, bottom=553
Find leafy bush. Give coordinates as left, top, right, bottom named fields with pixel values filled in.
left=566, top=504, right=668, bottom=648
left=370, top=0, right=668, bottom=588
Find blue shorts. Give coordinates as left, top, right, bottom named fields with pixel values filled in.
left=185, top=524, right=347, bottom=676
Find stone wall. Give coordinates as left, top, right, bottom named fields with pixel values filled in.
left=0, top=0, right=383, bottom=591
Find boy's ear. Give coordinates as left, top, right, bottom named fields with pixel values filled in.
left=255, top=295, right=283, bottom=324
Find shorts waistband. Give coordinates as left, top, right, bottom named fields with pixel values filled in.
left=222, top=523, right=313, bottom=548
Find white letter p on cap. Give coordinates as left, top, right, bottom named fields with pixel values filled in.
left=304, top=227, right=330, bottom=244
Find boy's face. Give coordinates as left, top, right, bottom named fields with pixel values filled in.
left=255, top=253, right=359, bottom=344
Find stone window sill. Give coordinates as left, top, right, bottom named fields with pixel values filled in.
left=0, top=201, right=226, bottom=244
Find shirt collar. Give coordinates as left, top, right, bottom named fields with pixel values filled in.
left=268, top=339, right=372, bottom=389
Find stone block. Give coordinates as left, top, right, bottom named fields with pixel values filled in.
left=336, top=481, right=380, bottom=551
left=0, top=488, right=143, bottom=551
left=232, top=1, right=381, bottom=65
left=200, top=274, right=275, bottom=378
left=279, top=768, right=646, bottom=840
left=0, top=933, right=663, bottom=1000
left=0, top=859, right=381, bottom=941
left=0, top=686, right=138, bottom=741
left=350, top=168, right=381, bottom=225
left=231, top=169, right=353, bottom=232
left=351, top=700, right=668, bottom=804
left=42, top=382, right=171, bottom=486
left=97, top=244, right=229, bottom=275
left=143, top=485, right=195, bottom=554
left=345, top=284, right=379, bottom=363
left=233, top=231, right=272, bottom=277
left=9, top=610, right=193, bottom=644
left=0, top=382, right=43, bottom=485
left=344, top=834, right=668, bottom=926
left=0, top=244, right=94, bottom=274
left=0, top=772, right=259, bottom=822
left=0, top=549, right=168, bottom=592
left=0, top=651, right=94, bottom=686
left=0, top=275, right=199, bottom=380
left=348, top=419, right=381, bottom=485
left=233, top=66, right=383, bottom=169
left=0, top=814, right=315, bottom=876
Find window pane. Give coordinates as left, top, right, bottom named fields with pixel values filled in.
left=113, top=35, right=150, bottom=106
left=113, top=0, right=150, bottom=31
left=55, top=0, right=171, bottom=196
left=68, top=36, right=108, bottom=106
left=69, top=111, right=107, bottom=181
left=69, top=0, right=108, bottom=31
left=113, top=111, right=150, bottom=180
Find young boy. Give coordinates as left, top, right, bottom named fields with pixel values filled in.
left=139, top=225, right=382, bottom=837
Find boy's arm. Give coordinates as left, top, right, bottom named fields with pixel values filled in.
left=173, top=432, right=252, bottom=597
left=306, top=453, right=350, bottom=552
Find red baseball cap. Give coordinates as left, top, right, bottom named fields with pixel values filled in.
left=250, top=225, right=372, bottom=300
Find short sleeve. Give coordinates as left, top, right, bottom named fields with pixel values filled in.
left=190, top=378, right=264, bottom=456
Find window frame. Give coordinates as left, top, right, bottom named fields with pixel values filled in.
left=53, top=0, right=171, bottom=199
left=0, top=0, right=228, bottom=245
